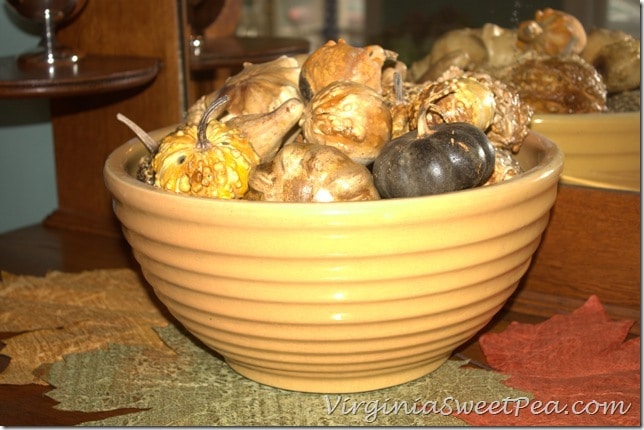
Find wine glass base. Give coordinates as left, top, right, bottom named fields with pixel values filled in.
left=17, top=46, right=84, bottom=68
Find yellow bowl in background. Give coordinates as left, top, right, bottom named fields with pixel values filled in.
left=531, top=112, right=640, bottom=192
left=104, top=129, right=563, bottom=394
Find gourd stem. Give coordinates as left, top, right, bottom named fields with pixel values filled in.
left=116, top=113, right=159, bottom=154
left=197, top=95, right=230, bottom=150
left=393, top=72, right=404, bottom=104
left=416, top=103, right=433, bottom=138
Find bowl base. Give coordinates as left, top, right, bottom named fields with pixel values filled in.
left=226, top=354, right=451, bottom=394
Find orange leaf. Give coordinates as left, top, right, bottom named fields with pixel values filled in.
left=458, top=295, right=640, bottom=426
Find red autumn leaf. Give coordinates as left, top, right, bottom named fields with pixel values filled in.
left=457, top=295, right=640, bottom=426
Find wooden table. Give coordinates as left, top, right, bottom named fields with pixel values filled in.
left=0, top=223, right=542, bottom=425
left=0, top=225, right=140, bottom=425
left=0, top=181, right=639, bottom=425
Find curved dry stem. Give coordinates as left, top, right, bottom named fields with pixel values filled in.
left=197, top=95, right=230, bottom=150
left=416, top=101, right=441, bottom=138
left=116, top=113, right=159, bottom=154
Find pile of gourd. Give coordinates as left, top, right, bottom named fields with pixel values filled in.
left=119, top=14, right=581, bottom=202
left=409, top=7, right=640, bottom=114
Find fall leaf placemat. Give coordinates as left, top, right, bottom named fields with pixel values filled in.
left=41, top=325, right=528, bottom=426
left=0, top=269, right=639, bottom=426
left=0, top=269, right=527, bottom=426
left=0, top=269, right=169, bottom=385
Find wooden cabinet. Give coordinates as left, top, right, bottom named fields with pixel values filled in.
left=511, top=184, right=640, bottom=332
left=0, top=0, right=308, bottom=237
left=43, top=0, right=187, bottom=236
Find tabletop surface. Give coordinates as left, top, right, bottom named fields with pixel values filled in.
left=0, top=182, right=640, bottom=425
left=0, top=224, right=546, bottom=426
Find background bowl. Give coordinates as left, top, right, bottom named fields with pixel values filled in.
left=104, top=129, right=563, bottom=393
left=530, top=112, right=639, bottom=192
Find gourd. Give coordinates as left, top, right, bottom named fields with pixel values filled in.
left=247, top=143, right=380, bottom=202
left=300, top=80, right=392, bottom=165
left=372, top=104, right=495, bottom=198
left=117, top=96, right=260, bottom=199
left=298, top=38, right=389, bottom=100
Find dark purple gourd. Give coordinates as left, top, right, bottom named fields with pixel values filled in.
left=372, top=104, right=495, bottom=198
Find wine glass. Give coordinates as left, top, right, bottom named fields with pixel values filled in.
left=186, top=0, right=223, bottom=56
left=5, top=0, right=88, bottom=67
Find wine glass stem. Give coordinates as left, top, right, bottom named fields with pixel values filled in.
left=43, top=8, right=56, bottom=64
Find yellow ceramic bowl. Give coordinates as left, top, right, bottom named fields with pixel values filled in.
left=104, top=129, right=563, bottom=394
left=531, top=112, right=640, bottom=192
